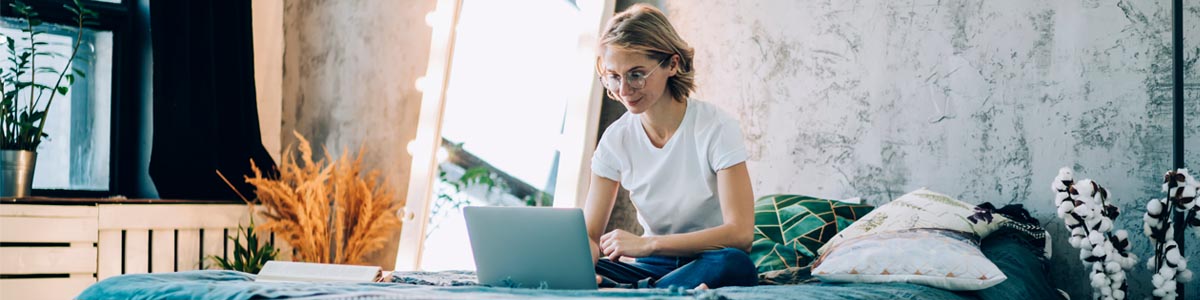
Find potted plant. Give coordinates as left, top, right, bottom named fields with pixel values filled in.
left=0, top=0, right=96, bottom=197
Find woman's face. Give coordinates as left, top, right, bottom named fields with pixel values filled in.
left=600, top=47, right=673, bottom=114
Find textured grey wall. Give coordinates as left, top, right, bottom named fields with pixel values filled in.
left=652, top=0, right=1199, bottom=298
left=281, top=0, right=435, bottom=268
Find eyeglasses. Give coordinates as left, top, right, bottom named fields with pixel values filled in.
left=599, top=58, right=669, bottom=92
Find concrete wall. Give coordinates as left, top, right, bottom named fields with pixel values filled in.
left=280, top=0, right=435, bottom=269
left=610, top=0, right=1199, bottom=298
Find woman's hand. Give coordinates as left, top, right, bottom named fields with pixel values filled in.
left=599, top=229, right=655, bottom=260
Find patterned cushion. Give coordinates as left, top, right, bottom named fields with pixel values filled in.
left=818, top=188, right=1010, bottom=255
left=812, top=228, right=1008, bottom=291
left=750, top=195, right=874, bottom=273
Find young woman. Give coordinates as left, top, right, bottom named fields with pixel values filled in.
left=586, top=4, right=757, bottom=290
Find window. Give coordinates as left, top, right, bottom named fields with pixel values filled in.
left=1, top=0, right=147, bottom=196
left=417, top=0, right=600, bottom=271
left=0, top=20, right=113, bottom=191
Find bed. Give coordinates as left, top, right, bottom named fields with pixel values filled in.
left=75, top=226, right=1061, bottom=300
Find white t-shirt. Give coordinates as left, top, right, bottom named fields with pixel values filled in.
left=591, top=99, right=749, bottom=236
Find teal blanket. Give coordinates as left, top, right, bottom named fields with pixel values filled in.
left=77, top=226, right=1056, bottom=300
left=76, top=270, right=969, bottom=300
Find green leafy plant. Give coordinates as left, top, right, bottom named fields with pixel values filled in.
left=1, top=0, right=97, bottom=150
left=207, top=219, right=278, bottom=274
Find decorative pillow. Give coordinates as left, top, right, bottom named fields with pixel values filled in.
left=812, top=228, right=1007, bottom=291
left=750, top=194, right=874, bottom=273
left=818, top=188, right=1009, bottom=255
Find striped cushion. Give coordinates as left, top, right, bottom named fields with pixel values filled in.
left=750, top=195, right=873, bottom=273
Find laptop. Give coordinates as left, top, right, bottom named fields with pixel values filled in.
left=463, top=206, right=598, bottom=289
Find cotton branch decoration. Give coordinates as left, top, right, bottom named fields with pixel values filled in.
left=1142, top=169, right=1198, bottom=300
left=1052, top=167, right=1138, bottom=300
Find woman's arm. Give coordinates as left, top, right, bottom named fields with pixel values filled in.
left=600, top=162, right=754, bottom=259
left=584, top=174, right=621, bottom=263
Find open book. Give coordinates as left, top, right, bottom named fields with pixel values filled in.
left=255, top=261, right=383, bottom=283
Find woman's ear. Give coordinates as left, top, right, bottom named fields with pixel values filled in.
left=669, top=54, right=681, bottom=77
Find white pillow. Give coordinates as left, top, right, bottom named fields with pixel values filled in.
left=818, top=188, right=1008, bottom=254
left=811, top=228, right=1007, bottom=291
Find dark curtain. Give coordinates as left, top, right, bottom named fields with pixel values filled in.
left=148, top=1, right=276, bottom=200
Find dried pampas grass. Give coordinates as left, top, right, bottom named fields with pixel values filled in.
left=244, top=132, right=402, bottom=265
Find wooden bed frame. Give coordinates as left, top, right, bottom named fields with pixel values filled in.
left=0, top=199, right=293, bottom=300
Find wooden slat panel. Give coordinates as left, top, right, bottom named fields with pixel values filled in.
left=0, top=217, right=97, bottom=243
left=0, top=246, right=96, bottom=274
left=0, top=277, right=95, bottom=300
left=201, top=228, right=227, bottom=270
left=151, top=230, right=175, bottom=273
left=97, top=230, right=122, bottom=280
left=0, top=204, right=96, bottom=218
left=98, top=204, right=251, bottom=230
left=176, top=229, right=201, bottom=271
left=124, top=230, right=149, bottom=274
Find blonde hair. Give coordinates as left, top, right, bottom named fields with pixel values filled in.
left=597, top=4, right=695, bottom=102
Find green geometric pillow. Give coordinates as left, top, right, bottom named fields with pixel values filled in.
left=750, top=194, right=874, bottom=273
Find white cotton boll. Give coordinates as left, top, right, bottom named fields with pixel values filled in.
left=1052, top=180, right=1067, bottom=192
left=1058, top=205, right=1073, bottom=218
left=1070, top=236, right=1083, bottom=248
left=1089, top=232, right=1106, bottom=245
left=1091, top=273, right=1106, bottom=287
left=1111, top=272, right=1125, bottom=283
left=1115, top=230, right=1128, bottom=240
left=1101, top=286, right=1112, bottom=297
left=1080, top=250, right=1093, bottom=261
left=1182, top=186, right=1197, bottom=199
left=1098, top=219, right=1113, bottom=233
left=1105, top=262, right=1121, bottom=273
left=1057, top=167, right=1074, bottom=181
left=1114, top=290, right=1125, bottom=300
left=1076, top=180, right=1095, bottom=196
left=1162, top=266, right=1177, bottom=279
left=1065, top=214, right=1081, bottom=226
left=1148, top=199, right=1164, bottom=215
left=1074, top=205, right=1093, bottom=217
left=1180, top=269, right=1193, bottom=283
left=1166, top=248, right=1183, bottom=265
left=1153, top=289, right=1167, bottom=298
left=1120, top=255, right=1137, bottom=269
left=1154, top=274, right=1166, bottom=287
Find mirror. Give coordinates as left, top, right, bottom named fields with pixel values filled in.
left=394, top=0, right=615, bottom=271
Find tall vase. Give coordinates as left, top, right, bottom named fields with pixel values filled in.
left=0, top=150, right=37, bottom=198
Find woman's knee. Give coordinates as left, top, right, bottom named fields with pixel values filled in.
left=703, top=248, right=750, bottom=261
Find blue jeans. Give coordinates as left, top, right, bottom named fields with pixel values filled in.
left=595, top=248, right=757, bottom=289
